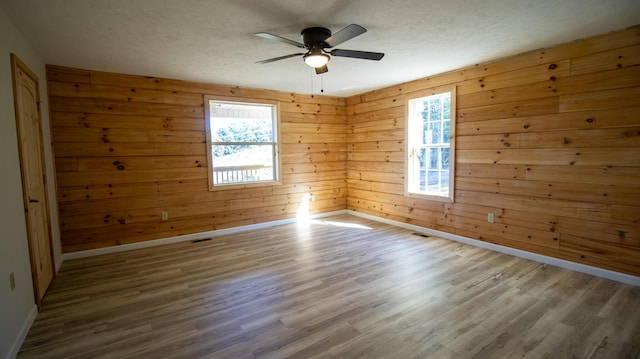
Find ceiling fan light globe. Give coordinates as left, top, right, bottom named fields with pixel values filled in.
left=304, top=53, right=329, bottom=68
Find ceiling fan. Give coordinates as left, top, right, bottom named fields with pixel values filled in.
left=255, top=24, right=384, bottom=74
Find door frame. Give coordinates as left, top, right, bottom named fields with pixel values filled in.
left=11, top=53, right=56, bottom=309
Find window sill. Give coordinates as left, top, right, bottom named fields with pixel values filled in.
left=209, top=180, right=282, bottom=192
left=405, top=191, right=454, bottom=203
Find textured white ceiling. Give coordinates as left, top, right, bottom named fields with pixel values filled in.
left=1, top=0, right=639, bottom=97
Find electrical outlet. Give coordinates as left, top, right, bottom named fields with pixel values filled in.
left=161, top=211, right=168, bottom=221
left=9, top=272, right=15, bottom=291
left=488, top=213, right=495, bottom=223
left=309, top=194, right=316, bottom=202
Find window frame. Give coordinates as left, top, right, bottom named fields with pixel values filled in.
left=204, top=95, right=282, bottom=191
left=405, top=87, right=456, bottom=202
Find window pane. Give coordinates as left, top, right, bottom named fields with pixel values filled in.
left=212, top=144, right=272, bottom=166
left=429, top=148, right=439, bottom=169
left=210, top=102, right=273, bottom=142
left=211, top=117, right=272, bottom=142
left=429, top=99, right=441, bottom=121
left=212, top=144, right=274, bottom=184
left=420, top=104, right=429, bottom=144
left=429, top=121, right=441, bottom=144
left=440, top=170, right=449, bottom=192
left=417, top=148, right=427, bottom=170
left=441, top=147, right=450, bottom=170
left=443, top=96, right=451, bottom=119
left=427, top=170, right=439, bottom=191
left=443, top=121, right=450, bottom=144
left=421, top=102, right=429, bottom=121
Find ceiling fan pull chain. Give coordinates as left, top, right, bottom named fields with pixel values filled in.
left=321, top=73, right=324, bottom=93
left=310, top=70, right=315, bottom=98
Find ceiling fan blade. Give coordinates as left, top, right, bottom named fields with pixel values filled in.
left=324, top=24, right=366, bottom=48
left=315, top=65, right=328, bottom=74
left=255, top=53, right=305, bottom=64
left=255, top=32, right=306, bottom=49
left=330, top=49, right=385, bottom=61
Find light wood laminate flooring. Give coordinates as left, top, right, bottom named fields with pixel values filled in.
left=18, top=214, right=640, bottom=358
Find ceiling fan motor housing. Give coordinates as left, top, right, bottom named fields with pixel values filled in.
left=301, top=27, right=332, bottom=48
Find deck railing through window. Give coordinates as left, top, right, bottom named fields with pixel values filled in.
left=212, top=165, right=273, bottom=185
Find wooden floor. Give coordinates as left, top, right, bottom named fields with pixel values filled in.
left=19, top=214, right=640, bottom=358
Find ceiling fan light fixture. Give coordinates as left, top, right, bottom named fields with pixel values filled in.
left=303, top=48, right=329, bottom=68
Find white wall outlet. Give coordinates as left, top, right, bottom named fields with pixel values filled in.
left=161, top=211, right=168, bottom=221
left=488, top=213, right=495, bottom=223
left=309, top=194, right=316, bottom=202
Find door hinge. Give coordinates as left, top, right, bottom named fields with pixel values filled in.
left=36, top=101, right=41, bottom=113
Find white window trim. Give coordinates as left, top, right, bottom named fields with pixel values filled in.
left=404, top=86, right=456, bottom=202
left=204, top=95, right=282, bottom=191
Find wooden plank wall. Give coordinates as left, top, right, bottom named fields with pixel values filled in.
left=47, top=66, right=347, bottom=252
left=346, top=26, right=640, bottom=276
left=48, top=26, right=639, bottom=277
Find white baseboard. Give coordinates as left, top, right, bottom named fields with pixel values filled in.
left=6, top=304, right=37, bottom=359
left=55, top=255, right=63, bottom=273
left=60, top=209, right=638, bottom=287
left=61, top=210, right=347, bottom=261
left=347, top=210, right=640, bottom=287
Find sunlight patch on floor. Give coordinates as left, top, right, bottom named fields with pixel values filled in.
left=296, top=193, right=372, bottom=233
left=313, top=220, right=372, bottom=230
left=296, top=193, right=312, bottom=223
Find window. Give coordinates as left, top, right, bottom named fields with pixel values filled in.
left=204, top=96, right=280, bottom=189
left=406, top=88, right=456, bottom=201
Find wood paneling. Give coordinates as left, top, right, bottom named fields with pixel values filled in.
left=48, top=26, right=640, bottom=277
left=346, top=26, right=640, bottom=276
left=48, top=66, right=347, bottom=252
